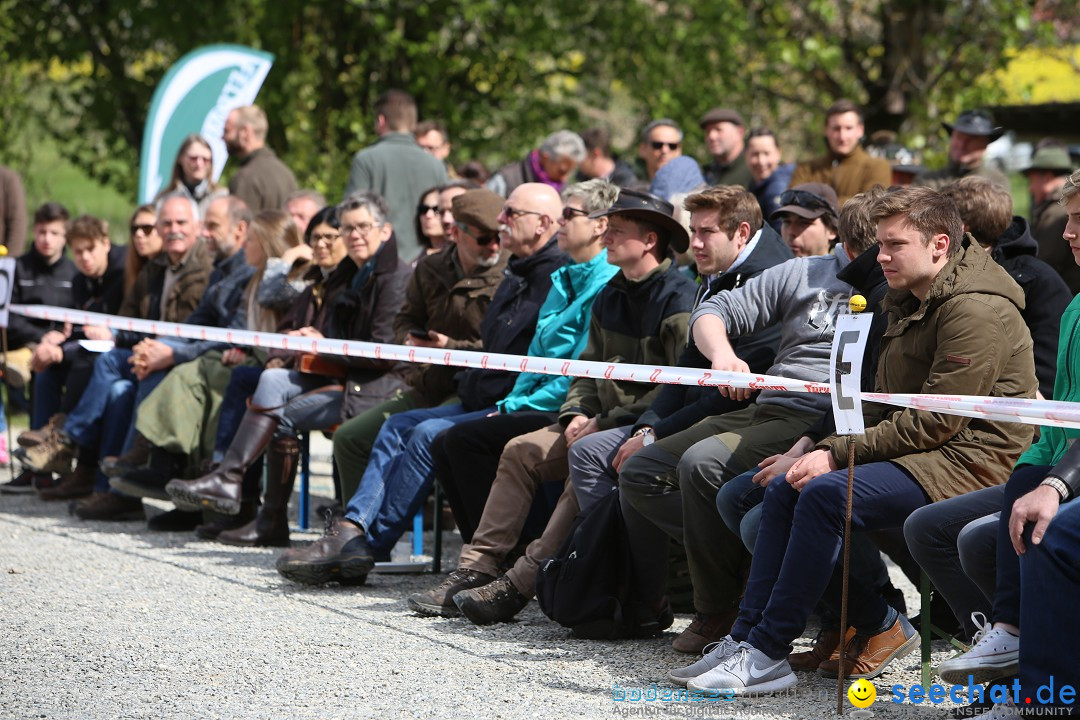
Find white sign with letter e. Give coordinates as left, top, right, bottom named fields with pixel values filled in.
left=830, top=313, right=872, bottom=435
left=0, top=256, right=15, bottom=328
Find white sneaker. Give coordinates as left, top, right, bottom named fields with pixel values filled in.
left=686, top=641, right=797, bottom=696
left=668, top=635, right=739, bottom=687
left=937, top=612, right=1019, bottom=685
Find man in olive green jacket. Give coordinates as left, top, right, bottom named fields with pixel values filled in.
left=676, top=185, right=1037, bottom=695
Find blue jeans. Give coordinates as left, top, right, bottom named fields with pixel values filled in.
left=730, top=461, right=929, bottom=659
left=65, top=349, right=136, bottom=448
left=991, top=464, right=1050, bottom=628
left=214, top=365, right=264, bottom=458
left=63, top=348, right=167, bottom=450
left=1019, top=497, right=1079, bottom=714
left=716, top=467, right=767, bottom=551
left=93, top=380, right=136, bottom=492
left=343, top=403, right=492, bottom=555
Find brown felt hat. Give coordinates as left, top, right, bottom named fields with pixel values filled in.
left=699, top=107, right=746, bottom=129
left=451, top=189, right=504, bottom=234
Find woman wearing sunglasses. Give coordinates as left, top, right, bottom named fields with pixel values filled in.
left=155, top=134, right=228, bottom=219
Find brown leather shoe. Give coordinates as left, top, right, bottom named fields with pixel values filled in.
left=788, top=627, right=853, bottom=671
left=671, top=608, right=739, bottom=654
left=72, top=492, right=145, bottom=521
left=818, top=615, right=918, bottom=679
left=194, top=501, right=258, bottom=540
left=37, top=461, right=95, bottom=501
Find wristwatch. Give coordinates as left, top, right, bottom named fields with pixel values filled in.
left=633, top=427, right=655, bottom=446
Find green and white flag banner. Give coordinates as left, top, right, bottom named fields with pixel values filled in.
left=138, top=44, right=274, bottom=204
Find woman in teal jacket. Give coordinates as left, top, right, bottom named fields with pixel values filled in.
left=421, top=179, right=621, bottom=556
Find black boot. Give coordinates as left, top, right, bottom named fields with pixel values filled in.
left=109, top=445, right=187, bottom=500
left=165, top=411, right=277, bottom=515
left=100, top=432, right=153, bottom=478
left=217, top=435, right=299, bottom=547
left=195, top=500, right=259, bottom=540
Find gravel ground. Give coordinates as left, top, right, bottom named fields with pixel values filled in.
left=1, top=463, right=968, bottom=720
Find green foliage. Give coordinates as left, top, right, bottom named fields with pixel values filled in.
left=0, top=0, right=1067, bottom=204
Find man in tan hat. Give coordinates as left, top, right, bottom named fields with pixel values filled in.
left=1023, top=144, right=1079, bottom=292
left=700, top=107, right=753, bottom=189
left=790, top=99, right=891, bottom=207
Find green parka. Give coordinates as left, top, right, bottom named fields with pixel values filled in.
left=820, top=237, right=1038, bottom=502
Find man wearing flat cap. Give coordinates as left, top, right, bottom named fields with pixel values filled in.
left=1022, top=144, right=1079, bottom=293
left=917, top=109, right=1009, bottom=190
left=701, top=107, right=753, bottom=189
left=790, top=99, right=891, bottom=207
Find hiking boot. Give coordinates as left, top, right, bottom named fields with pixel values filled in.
left=453, top=575, right=529, bottom=625
left=17, top=413, right=66, bottom=449
left=0, top=469, right=44, bottom=494
left=686, top=641, right=797, bottom=696
left=194, top=502, right=258, bottom=540
left=19, top=429, right=76, bottom=475
left=37, top=461, right=95, bottom=501
left=818, top=614, right=918, bottom=679
left=275, top=508, right=374, bottom=585
left=788, top=627, right=853, bottom=671
left=100, top=432, right=153, bottom=478
left=672, top=608, right=739, bottom=654
left=668, top=635, right=741, bottom=687
left=72, top=492, right=145, bottom=521
left=146, top=509, right=203, bottom=532
left=407, top=568, right=496, bottom=618
left=937, top=613, right=1019, bottom=685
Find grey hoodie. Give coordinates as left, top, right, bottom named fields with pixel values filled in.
left=690, top=243, right=855, bottom=414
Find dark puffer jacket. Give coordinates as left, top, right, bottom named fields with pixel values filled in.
left=992, top=216, right=1072, bottom=398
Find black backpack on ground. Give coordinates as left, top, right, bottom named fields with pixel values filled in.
left=535, top=489, right=667, bottom=639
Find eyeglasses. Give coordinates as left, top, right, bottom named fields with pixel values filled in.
left=340, top=222, right=379, bottom=237
left=779, top=189, right=834, bottom=213
left=418, top=204, right=440, bottom=216
left=561, top=206, right=590, bottom=221
left=650, top=141, right=680, bottom=151
left=503, top=206, right=544, bottom=220
left=184, top=155, right=212, bottom=164
left=130, top=224, right=155, bottom=236
left=309, top=232, right=341, bottom=245
left=455, top=223, right=500, bottom=246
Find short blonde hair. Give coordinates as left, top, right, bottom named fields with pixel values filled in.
left=234, top=105, right=268, bottom=141
left=1061, top=168, right=1080, bottom=204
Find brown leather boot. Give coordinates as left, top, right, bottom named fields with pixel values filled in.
left=37, top=459, right=96, bottom=501
left=818, top=615, right=918, bottom=679
left=788, top=627, right=853, bottom=671
left=165, top=411, right=277, bottom=515
left=671, top=608, right=740, bottom=654
left=216, top=435, right=299, bottom=547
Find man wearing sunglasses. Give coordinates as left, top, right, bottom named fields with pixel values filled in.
left=639, top=119, right=684, bottom=181
left=790, top=99, right=891, bottom=207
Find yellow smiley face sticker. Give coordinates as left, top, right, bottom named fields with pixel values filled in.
left=848, top=678, right=876, bottom=708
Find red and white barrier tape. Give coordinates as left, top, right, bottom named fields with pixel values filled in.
left=13, top=305, right=1080, bottom=430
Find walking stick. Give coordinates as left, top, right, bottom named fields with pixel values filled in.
left=837, top=435, right=856, bottom=716
left=0, top=245, right=12, bottom=477
left=832, top=293, right=869, bottom=717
